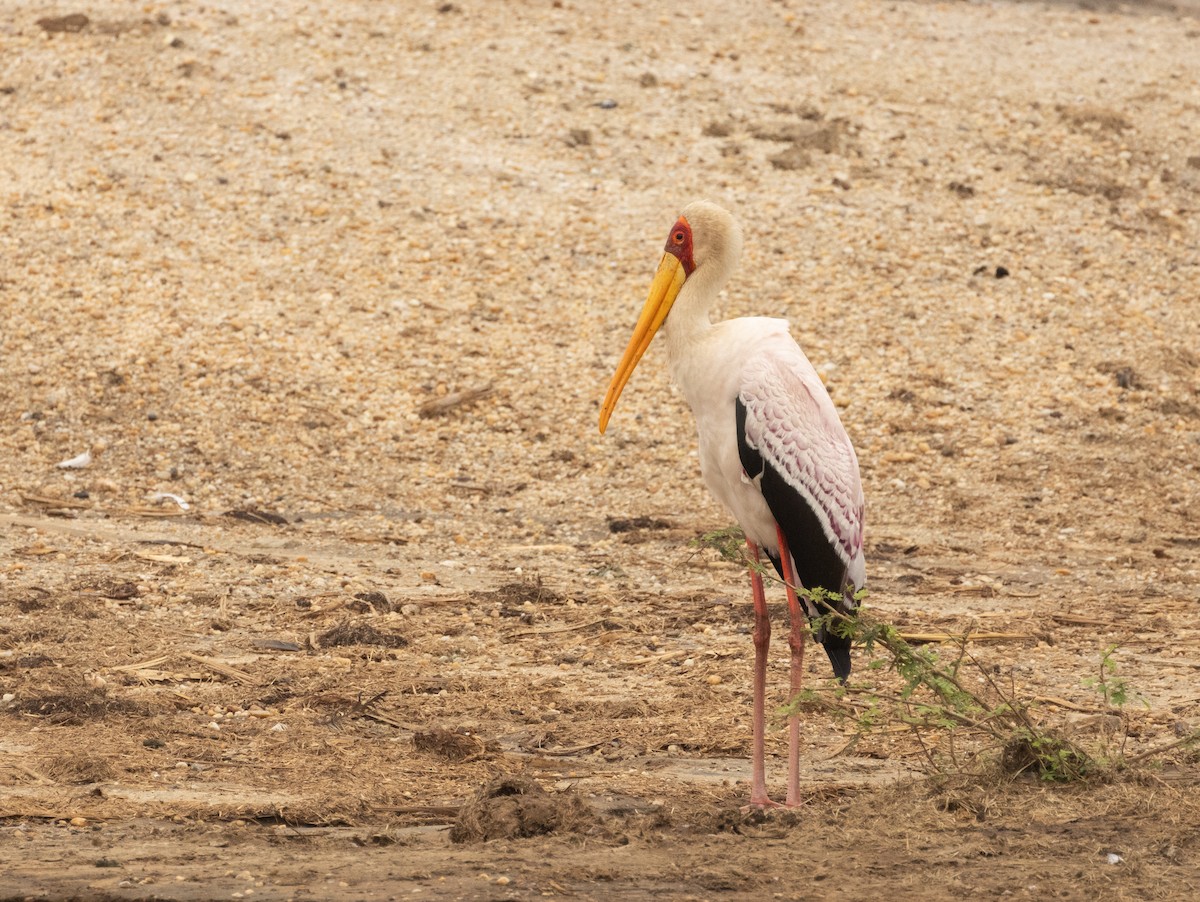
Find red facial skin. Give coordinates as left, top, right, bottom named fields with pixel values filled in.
left=663, top=217, right=696, bottom=276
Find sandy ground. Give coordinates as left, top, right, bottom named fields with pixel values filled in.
left=2, top=0, right=1199, bottom=899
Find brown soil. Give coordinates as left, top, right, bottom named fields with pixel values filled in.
left=2, top=0, right=1199, bottom=899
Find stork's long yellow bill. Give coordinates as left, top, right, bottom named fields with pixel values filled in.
left=598, top=252, right=687, bottom=434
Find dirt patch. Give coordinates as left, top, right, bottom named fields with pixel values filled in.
left=35, top=13, right=89, bottom=33
left=223, top=509, right=290, bottom=527
left=1058, top=102, right=1134, bottom=134
left=474, top=578, right=566, bottom=606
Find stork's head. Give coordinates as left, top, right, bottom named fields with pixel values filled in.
left=677, top=200, right=743, bottom=277
left=599, top=201, right=742, bottom=434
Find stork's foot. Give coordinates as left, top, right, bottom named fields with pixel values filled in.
left=738, top=799, right=808, bottom=829
left=742, top=788, right=786, bottom=811
left=743, top=799, right=808, bottom=812
left=741, top=798, right=785, bottom=813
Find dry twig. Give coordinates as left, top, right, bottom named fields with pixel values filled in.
left=418, top=384, right=494, bottom=418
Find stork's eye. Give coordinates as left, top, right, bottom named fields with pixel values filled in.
left=673, top=231, right=685, bottom=244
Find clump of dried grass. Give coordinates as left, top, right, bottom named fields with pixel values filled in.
left=316, top=621, right=408, bottom=649
left=413, top=728, right=487, bottom=762
left=43, top=752, right=116, bottom=784
left=9, top=689, right=143, bottom=725
left=449, top=776, right=595, bottom=844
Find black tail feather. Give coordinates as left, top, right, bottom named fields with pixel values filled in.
left=823, top=631, right=852, bottom=682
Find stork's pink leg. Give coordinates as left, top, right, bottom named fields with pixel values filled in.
left=745, top=540, right=781, bottom=809
left=775, top=527, right=807, bottom=807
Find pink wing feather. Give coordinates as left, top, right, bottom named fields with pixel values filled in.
left=738, top=349, right=865, bottom=589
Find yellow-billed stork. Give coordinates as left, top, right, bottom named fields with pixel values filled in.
left=599, top=201, right=866, bottom=808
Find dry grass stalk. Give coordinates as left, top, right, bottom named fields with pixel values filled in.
left=20, top=493, right=91, bottom=509
left=110, top=653, right=253, bottom=684
left=898, top=631, right=1032, bottom=644
left=417, top=384, right=494, bottom=418
left=181, top=653, right=254, bottom=684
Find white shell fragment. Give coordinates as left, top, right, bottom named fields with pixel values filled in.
left=56, top=450, right=92, bottom=469
left=150, top=492, right=191, bottom=511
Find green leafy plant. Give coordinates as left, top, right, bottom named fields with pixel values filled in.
left=827, top=603, right=1094, bottom=782
left=1082, top=643, right=1145, bottom=710
left=692, top=526, right=755, bottom=566
left=693, top=525, right=1200, bottom=781
left=694, top=526, right=1090, bottom=782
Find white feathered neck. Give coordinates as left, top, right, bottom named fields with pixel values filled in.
left=663, top=200, right=744, bottom=348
